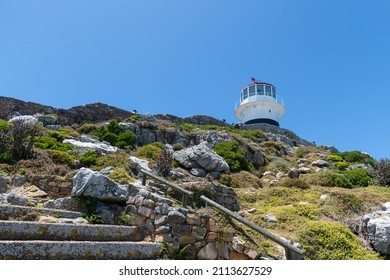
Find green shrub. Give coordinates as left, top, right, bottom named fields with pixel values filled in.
left=135, top=144, right=162, bottom=160
left=320, top=172, right=353, bottom=188
left=295, top=146, right=323, bottom=158
left=327, top=154, right=343, bottom=162
left=48, top=150, right=75, bottom=165
left=338, top=151, right=375, bottom=165
left=343, top=169, right=372, bottom=187
left=77, top=123, right=102, bottom=134
left=79, top=150, right=98, bottom=167
left=35, top=135, right=73, bottom=152
left=219, top=171, right=263, bottom=189
left=372, top=158, right=390, bottom=186
left=107, top=168, right=134, bottom=182
left=107, top=120, right=125, bottom=135
left=298, top=221, right=379, bottom=260
left=126, top=114, right=141, bottom=123
left=279, top=178, right=310, bottom=190
left=0, top=151, right=12, bottom=163
left=214, top=141, right=251, bottom=172
left=335, top=161, right=349, bottom=170
left=173, top=143, right=184, bottom=151
left=115, top=131, right=136, bottom=149
left=101, top=132, right=118, bottom=144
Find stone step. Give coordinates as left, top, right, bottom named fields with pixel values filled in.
left=0, top=220, right=143, bottom=241
left=0, top=204, right=82, bottom=220
left=0, top=240, right=160, bottom=260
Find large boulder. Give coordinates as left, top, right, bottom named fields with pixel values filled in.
left=63, top=138, right=118, bottom=155
left=8, top=115, right=38, bottom=125
left=201, top=131, right=232, bottom=148
left=128, top=156, right=151, bottom=173
left=366, top=202, right=390, bottom=255
left=71, top=168, right=128, bottom=204
left=173, top=141, right=230, bottom=173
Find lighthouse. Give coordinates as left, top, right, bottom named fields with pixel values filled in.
left=234, top=78, right=285, bottom=126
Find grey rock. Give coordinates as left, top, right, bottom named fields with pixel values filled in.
left=156, top=226, right=171, bottom=234
left=269, top=180, right=279, bottom=187
left=263, top=171, right=275, bottom=177
left=155, top=203, right=170, bottom=215
left=43, top=197, right=86, bottom=212
left=5, top=193, right=29, bottom=206
left=12, top=175, right=26, bottom=188
left=287, top=168, right=300, bottom=179
left=141, top=114, right=157, bottom=123
left=119, top=122, right=136, bottom=132
left=320, top=195, right=328, bottom=201
left=298, top=167, right=311, bottom=174
left=232, top=236, right=245, bottom=253
left=367, top=215, right=390, bottom=254
left=168, top=210, right=186, bottom=224
left=276, top=172, right=287, bottom=179
left=80, top=134, right=100, bottom=143
left=154, top=215, right=169, bottom=226
left=46, top=125, right=61, bottom=130
left=0, top=177, right=7, bottom=194
left=366, top=202, right=390, bottom=255
left=71, top=168, right=128, bottom=204
left=192, top=226, right=207, bottom=239
left=128, top=156, right=151, bottom=172
left=202, top=131, right=232, bottom=148
left=264, top=213, right=277, bottom=223
left=197, top=242, right=218, bottom=260
left=209, top=171, right=221, bottom=179
left=297, top=158, right=307, bottom=164
left=190, top=168, right=206, bottom=177
left=312, top=159, right=328, bottom=167
left=9, top=115, right=38, bottom=125
left=382, top=202, right=390, bottom=211
left=35, top=114, right=57, bottom=126
left=99, top=166, right=115, bottom=175
left=96, top=202, right=116, bottom=224
left=173, top=141, right=230, bottom=173
left=63, top=139, right=118, bottom=155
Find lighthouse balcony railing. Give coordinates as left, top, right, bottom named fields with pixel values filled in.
left=235, top=95, right=284, bottom=110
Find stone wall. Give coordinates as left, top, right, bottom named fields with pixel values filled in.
left=125, top=183, right=257, bottom=260
left=28, top=175, right=72, bottom=198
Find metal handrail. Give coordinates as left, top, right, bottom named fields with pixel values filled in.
left=200, top=195, right=304, bottom=260
left=139, top=169, right=193, bottom=207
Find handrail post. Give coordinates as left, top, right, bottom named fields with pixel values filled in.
left=142, top=172, right=147, bottom=186
left=182, top=194, right=187, bottom=208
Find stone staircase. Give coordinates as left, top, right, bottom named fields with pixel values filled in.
left=0, top=204, right=160, bottom=260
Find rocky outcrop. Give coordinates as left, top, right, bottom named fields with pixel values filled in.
left=173, top=141, right=230, bottom=176
left=243, top=123, right=315, bottom=147
left=71, top=168, right=128, bottom=204
left=63, top=137, right=118, bottom=155
left=365, top=202, right=390, bottom=255
left=128, top=156, right=151, bottom=173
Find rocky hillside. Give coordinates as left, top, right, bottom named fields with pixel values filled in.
left=0, top=97, right=389, bottom=260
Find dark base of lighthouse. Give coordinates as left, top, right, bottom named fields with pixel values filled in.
left=244, top=118, right=279, bottom=127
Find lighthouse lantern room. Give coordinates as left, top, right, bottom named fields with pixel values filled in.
left=234, top=78, right=285, bottom=127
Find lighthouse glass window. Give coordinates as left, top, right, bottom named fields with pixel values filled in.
left=249, top=86, right=255, bottom=96
left=256, top=84, right=265, bottom=95
left=243, top=88, right=248, bottom=99
left=265, top=85, right=271, bottom=96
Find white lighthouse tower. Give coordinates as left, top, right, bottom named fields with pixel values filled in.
left=234, top=78, right=285, bottom=126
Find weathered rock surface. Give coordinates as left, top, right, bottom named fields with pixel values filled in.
left=287, top=168, right=300, bottom=179
left=312, top=159, right=329, bottom=167
left=63, top=138, right=118, bottom=155
left=71, top=168, right=128, bottom=204
left=365, top=202, right=390, bottom=255
left=174, top=141, right=230, bottom=173
left=128, top=156, right=151, bottom=173
left=201, top=131, right=232, bottom=148
left=10, top=185, right=48, bottom=199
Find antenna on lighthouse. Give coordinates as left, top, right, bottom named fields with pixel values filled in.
left=251, top=77, right=256, bottom=82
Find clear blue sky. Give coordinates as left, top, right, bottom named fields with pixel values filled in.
left=1, top=0, right=389, bottom=159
